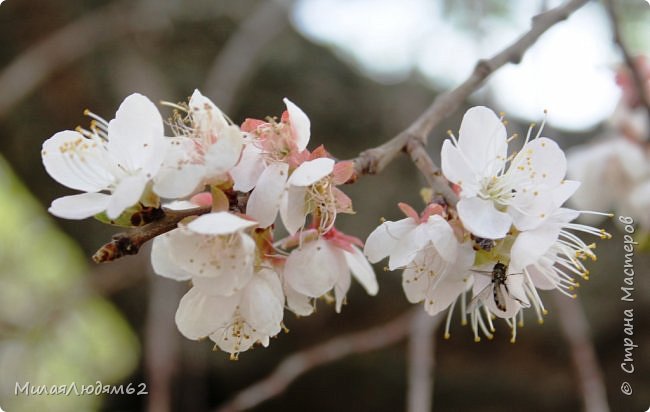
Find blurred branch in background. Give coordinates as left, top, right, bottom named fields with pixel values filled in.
left=216, top=308, right=419, bottom=412
left=0, top=0, right=170, bottom=118
left=605, top=0, right=650, bottom=141
left=552, top=295, right=610, bottom=412
left=406, top=311, right=442, bottom=412
left=204, top=0, right=293, bottom=113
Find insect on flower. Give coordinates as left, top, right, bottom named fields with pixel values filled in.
left=468, top=262, right=529, bottom=313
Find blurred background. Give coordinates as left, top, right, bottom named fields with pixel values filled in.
left=0, top=0, right=649, bottom=411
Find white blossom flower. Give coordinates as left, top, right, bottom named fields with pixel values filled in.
left=42, top=93, right=166, bottom=219
left=230, top=98, right=310, bottom=192
left=402, top=241, right=475, bottom=316
left=151, top=212, right=257, bottom=296
left=175, top=267, right=284, bottom=358
left=246, top=157, right=338, bottom=233
left=153, top=89, right=244, bottom=198
left=364, top=203, right=458, bottom=270
left=284, top=228, right=378, bottom=313
left=441, top=106, right=575, bottom=239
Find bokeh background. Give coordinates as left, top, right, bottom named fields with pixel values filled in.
left=0, top=0, right=649, bottom=411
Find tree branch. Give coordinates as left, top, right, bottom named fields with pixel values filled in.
left=215, top=308, right=419, bottom=412
left=552, top=294, right=610, bottom=412
left=406, top=311, right=442, bottom=412
left=92, top=206, right=211, bottom=263
left=349, top=0, right=589, bottom=199
left=604, top=0, right=650, bottom=141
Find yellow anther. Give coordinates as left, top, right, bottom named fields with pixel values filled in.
left=444, top=333, right=451, bottom=340
left=474, top=337, right=481, bottom=343
left=83, top=108, right=90, bottom=116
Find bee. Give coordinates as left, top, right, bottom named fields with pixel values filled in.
left=468, top=262, right=529, bottom=313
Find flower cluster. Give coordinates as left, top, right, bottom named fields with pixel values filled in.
left=42, top=91, right=377, bottom=358
left=365, top=107, right=611, bottom=342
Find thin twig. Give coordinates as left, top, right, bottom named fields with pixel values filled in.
left=405, top=136, right=459, bottom=206
left=349, top=0, right=589, bottom=195
left=407, top=311, right=442, bottom=412
left=215, top=308, right=419, bottom=412
left=203, top=0, right=292, bottom=113
left=604, top=0, right=650, bottom=141
left=92, top=206, right=211, bottom=263
left=552, top=294, right=610, bottom=412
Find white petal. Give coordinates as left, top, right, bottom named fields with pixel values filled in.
left=552, top=180, right=581, bottom=208
left=240, top=270, right=284, bottom=335
left=42, top=131, right=114, bottom=192
left=343, top=246, right=378, bottom=295
left=230, top=142, right=265, bottom=192
left=280, top=186, right=307, bottom=235
left=333, top=268, right=351, bottom=313
left=151, top=233, right=192, bottom=281
left=284, top=98, right=310, bottom=151
left=246, top=162, right=288, bottom=227
left=440, top=140, right=479, bottom=197
left=284, top=281, right=314, bottom=317
left=284, top=239, right=346, bottom=297
left=364, top=218, right=416, bottom=264
left=175, top=287, right=238, bottom=340
left=187, top=212, right=256, bottom=235
left=204, top=125, right=244, bottom=176
left=189, top=89, right=229, bottom=134
left=510, top=225, right=561, bottom=271
left=457, top=197, right=511, bottom=239
left=457, top=106, right=507, bottom=177
left=106, top=174, right=147, bottom=219
left=107, top=93, right=164, bottom=173
left=287, top=158, right=334, bottom=187
left=509, top=137, right=566, bottom=191
left=49, top=192, right=110, bottom=219
left=421, top=215, right=458, bottom=262
left=153, top=139, right=205, bottom=198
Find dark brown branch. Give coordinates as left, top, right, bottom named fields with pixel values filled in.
left=92, top=206, right=211, bottom=263
left=349, top=0, right=589, bottom=199
left=604, top=0, right=650, bottom=141
left=215, top=308, right=419, bottom=412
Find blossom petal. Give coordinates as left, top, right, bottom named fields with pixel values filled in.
left=440, top=140, right=479, bottom=197
left=364, top=218, right=416, bottom=264
left=240, top=270, right=284, bottom=336
left=280, top=186, right=307, bottom=235
left=151, top=233, right=192, bottom=281
left=457, top=197, right=511, bottom=239
left=287, top=158, right=334, bottom=187
left=230, top=142, right=265, bottom=192
left=175, top=287, right=238, bottom=340
left=333, top=267, right=351, bottom=313
left=457, top=106, right=507, bottom=176
left=187, top=212, right=256, bottom=235
left=509, top=137, right=566, bottom=190
left=284, top=98, right=310, bottom=151
left=42, top=131, right=114, bottom=192
left=107, top=93, right=164, bottom=173
left=189, top=89, right=229, bottom=135
left=246, top=162, right=288, bottom=227
left=106, top=174, right=147, bottom=219
left=285, top=239, right=346, bottom=297
left=204, top=125, right=244, bottom=176
left=49, top=192, right=110, bottom=219
left=343, top=246, right=378, bottom=295
left=284, top=281, right=314, bottom=316
left=421, top=215, right=458, bottom=262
